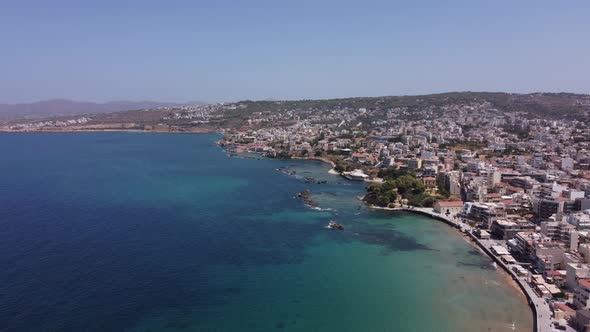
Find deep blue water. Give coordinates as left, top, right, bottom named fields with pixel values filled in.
left=0, top=133, right=353, bottom=331
left=0, top=133, right=532, bottom=332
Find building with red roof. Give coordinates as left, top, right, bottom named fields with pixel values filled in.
left=433, top=201, right=463, bottom=215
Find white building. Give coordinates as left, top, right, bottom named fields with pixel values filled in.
left=568, top=211, right=590, bottom=230
left=566, top=263, right=590, bottom=290
left=433, top=201, right=463, bottom=215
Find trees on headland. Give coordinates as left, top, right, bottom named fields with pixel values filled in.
left=364, top=171, right=436, bottom=208
left=366, top=180, right=398, bottom=207
left=333, top=159, right=351, bottom=173
left=271, top=151, right=291, bottom=159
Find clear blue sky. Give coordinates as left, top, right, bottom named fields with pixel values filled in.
left=1, top=0, right=589, bottom=103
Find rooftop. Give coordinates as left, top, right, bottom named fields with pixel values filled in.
left=555, top=303, right=575, bottom=313
left=579, top=279, right=590, bottom=289
left=437, top=201, right=463, bottom=207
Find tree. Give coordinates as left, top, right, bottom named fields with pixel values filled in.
left=422, top=196, right=437, bottom=207
left=334, top=159, right=347, bottom=173
left=393, top=174, right=419, bottom=195
left=376, top=194, right=390, bottom=207
left=365, top=182, right=398, bottom=207
left=381, top=179, right=397, bottom=192
left=275, top=151, right=291, bottom=159
left=378, top=168, right=410, bottom=180
left=367, top=183, right=383, bottom=194
left=436, top=176, right=450, bottom=198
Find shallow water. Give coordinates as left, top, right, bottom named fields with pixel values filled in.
left=0, top=132, right=532, bottom=331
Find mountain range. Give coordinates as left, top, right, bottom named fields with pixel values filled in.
left=0, top=99, right=201, bottom=120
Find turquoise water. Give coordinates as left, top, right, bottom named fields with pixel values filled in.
left=0, top=133, right=532, bottom=331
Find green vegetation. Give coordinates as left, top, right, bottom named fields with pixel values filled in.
left=436, top=175, right=451, bottom=198
left=364, top=170, right=436, bottom=207
left=366, top=181, right=398, bottom=207
left=378, top=167, right=408, bottom=180
left=333, top=159, right=351, bottom=173
left=272, top=151, right=291, bottom=159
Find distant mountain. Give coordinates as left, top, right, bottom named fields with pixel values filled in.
left=0, top=99, right=196, bottom=120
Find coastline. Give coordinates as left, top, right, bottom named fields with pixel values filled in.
left=296, top=158, right=535, bottom=323
left=290, top=154, right=542, bottom=326
left=368, top=205, right=540, bottom=331
left=277, top=155, right=535, bottom=329
left=291, top=156, right=336, bottom=168
left=294, top=158, right=384, bottom=184
left=367, top=205, right=484, bottom=250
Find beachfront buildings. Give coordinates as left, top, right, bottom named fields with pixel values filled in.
left=510, top=231, right=552, bottom=260
left=462, top=202, right=507, bottom=229
left=490, top=219, right=536, bottom=240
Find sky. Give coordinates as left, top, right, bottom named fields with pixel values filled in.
left=1, top=0, right=589, bottom=103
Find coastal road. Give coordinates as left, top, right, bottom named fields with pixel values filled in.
left=518, top=275, right=553, bottom=332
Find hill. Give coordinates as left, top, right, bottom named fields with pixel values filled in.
left=0, top=99, right=189, bottom=120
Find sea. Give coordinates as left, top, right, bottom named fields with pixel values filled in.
left=0, top=132, right=533, bottom=331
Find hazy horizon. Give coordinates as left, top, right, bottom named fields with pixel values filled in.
left=2, top=89, right=590, bottom=106
left=1, top=0, right=589, bottom=103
